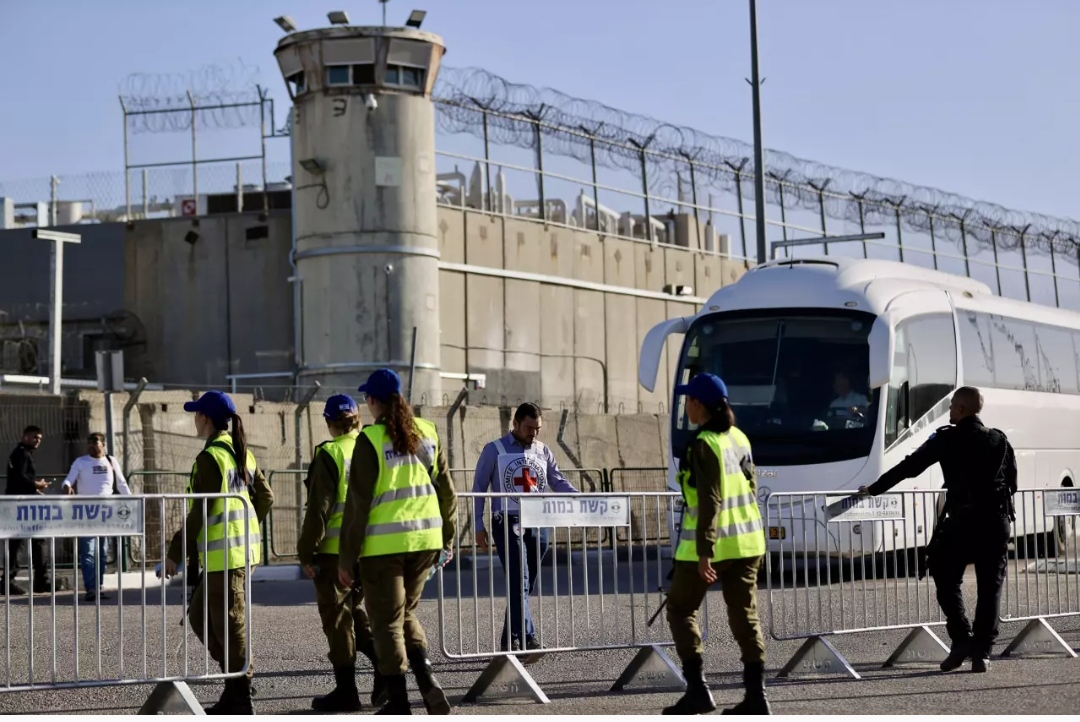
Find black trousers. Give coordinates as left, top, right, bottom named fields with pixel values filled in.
left=491, top=515, right=549, bottom=647
left=930, top=513, right=1010, bottom=658
left=3, top=538, right=49, bottom=584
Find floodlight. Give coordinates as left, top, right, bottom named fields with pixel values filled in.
left=405, top=10, right=426, bottom=28
left=273, top=15, right=297, bottom=33
left=299, top=158, right=327, bottom=175
left=328, top=10, right=350, bottom=25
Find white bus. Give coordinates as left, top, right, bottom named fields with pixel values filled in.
left=639, top=256, right=1079, bottom=561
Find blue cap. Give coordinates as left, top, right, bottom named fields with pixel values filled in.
left=323, top=394, right=359, bottom=420
left=674, top=373, right=729, bottom=407
left=183, top=390, right=236, bottom=423
left=358, top=368, right=402, bottom=402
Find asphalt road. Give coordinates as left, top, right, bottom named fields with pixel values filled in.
left=2, top=556, right=1080, bottom=715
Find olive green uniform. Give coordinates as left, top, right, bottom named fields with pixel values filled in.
left=666, top=432, right=766, bottom=664
left=663, top=422, right=770, bottom=716
left=338, top=419, right=457, bottom=677
left=297, top=436, right=374, bottom=667
left=166, top=432, right=274, bottom=677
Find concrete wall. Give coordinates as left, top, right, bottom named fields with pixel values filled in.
left=124, top=212, right=295, bottom=387
left=0, top=206, right=748, bottom=411
left=436, top=207, right=749, bottom=412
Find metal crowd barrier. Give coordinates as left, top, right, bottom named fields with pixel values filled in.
left=765, top=489, right=949, bottom=679
left=125, top=472, right=191, bottom=565
left=447, top=469, right=605, bottom=551
left=1000, top=487, right=1080, bottom=659
left=265, top=470, right=306, bottom=560
left=606, top=467, right=672, bottom=544
left=0, top=492, right=254, bottom=714
left=437, top=490, right=702, bottom=705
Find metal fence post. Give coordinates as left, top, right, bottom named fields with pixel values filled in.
left=630, top=137, right=655, bottom=246
left=726, top=160, right=750, bottom=259
left=291, top=382, right=320, bottom=556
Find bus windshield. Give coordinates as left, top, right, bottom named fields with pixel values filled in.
left=672, top=309, right=881, bottom=467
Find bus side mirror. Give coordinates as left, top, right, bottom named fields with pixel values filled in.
left=868, top=315, right=894, bottom=390
left=639, top=316, right=692, bottom=392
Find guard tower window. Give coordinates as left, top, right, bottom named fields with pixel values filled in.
left=353, top=63, right=376, bottom=85
left=286, top=71, right=306, bottom=95
left=385, top=64, right=425, bottom=89
left=326, top=65, right=351, bottom=86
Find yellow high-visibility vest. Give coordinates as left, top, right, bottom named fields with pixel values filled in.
left=675, top=426, right=765, bottom=563
left=317, top=430, right=359, bottom=556
left=196, top=433, right=262, bottom=572
left=359, top=418, right=443, bottom=558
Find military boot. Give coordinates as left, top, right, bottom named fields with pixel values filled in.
left=357, top=638, right=389, bottom=706
left=722, top=662, right=772, bottom=715
left=662, top=656, right=716, bottom=715
left=375, top=674, right=411, bottom=715
left=205, top=676, right=255, bottom=715
left=311, top=664, right=362, bottom=712
left=407, top=647, right=452, bottom=715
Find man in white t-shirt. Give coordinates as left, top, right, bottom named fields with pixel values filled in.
left=62, top=433, right=132, bottom=601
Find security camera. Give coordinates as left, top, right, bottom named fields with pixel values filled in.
left=364, top=93, right=378, bottom=111
left=384, top=263, right=394, bottom=274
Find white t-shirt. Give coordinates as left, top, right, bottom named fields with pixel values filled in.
left=62, top=455, right=132, bottom=496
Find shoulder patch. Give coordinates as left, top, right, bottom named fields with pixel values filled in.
left=926, top=425, right=951, bottom=441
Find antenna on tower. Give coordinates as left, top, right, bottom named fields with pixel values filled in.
left=379, top=0, right=390, bottom=27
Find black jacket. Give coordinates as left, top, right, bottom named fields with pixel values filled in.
left=868, top=415, right=1017, bottom=519
left=5, top=444, right=38, bottom=496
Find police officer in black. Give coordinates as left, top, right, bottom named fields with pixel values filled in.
left=859, top=386, right=1016, bottom=673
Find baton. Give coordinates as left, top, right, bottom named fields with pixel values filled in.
left=647, top=589, right=668, bottom=627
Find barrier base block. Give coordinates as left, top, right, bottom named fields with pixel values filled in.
left=777, top=636, right=861, bottom=680
left=1001, top=618, right=1078, bottom=659
left=610, top=645, right=686, bottom=692
left=461, top=654, right=550, bottom=705
left=138, top=681, right=205, bottom=715
left=882, top=625, right=950, bottom=668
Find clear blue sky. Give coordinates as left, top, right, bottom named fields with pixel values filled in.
left=1, top=0, right=1078, bottom=222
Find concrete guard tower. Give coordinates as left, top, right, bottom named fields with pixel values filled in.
left=274, top=12, right=445, bottom=401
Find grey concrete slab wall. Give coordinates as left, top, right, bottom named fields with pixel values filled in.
left=124, top=212, right=293, bottom=387
left=433, top=207, right=744, bottom=412
left=0, top=207, right=744, bottom=406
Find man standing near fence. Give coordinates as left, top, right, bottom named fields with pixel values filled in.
left=2, top=426, right=51, bottom=595
left=473, top=403, right=578, bottom=652
left=62, top=432, right=132, bottom=602
left=860, top=386, right=1016, bottom=674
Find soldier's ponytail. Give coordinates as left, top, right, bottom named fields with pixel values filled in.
left=704, top=399, right=736, bottom=433
left=384, top=393, right=421, bottom=457
left=213, top=412, right=250, bottom=486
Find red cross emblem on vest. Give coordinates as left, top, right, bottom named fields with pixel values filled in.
left=513, top=465, right=538, bottom=493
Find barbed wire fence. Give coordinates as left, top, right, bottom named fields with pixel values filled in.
left=432, top=67, right=1080, bottom=286
left=118, top=58, right=267, bottom=134
left=1, top=65, right=1078, bottom=304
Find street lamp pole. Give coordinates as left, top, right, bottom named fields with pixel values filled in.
left=749, top=0, right=768, bottom=264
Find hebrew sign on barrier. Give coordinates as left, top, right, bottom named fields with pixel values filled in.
left=0, top=498, right=145, bottom=538
left=824, top=493, right=905, bottom=523
left=519, top=495, right=631, bottom=528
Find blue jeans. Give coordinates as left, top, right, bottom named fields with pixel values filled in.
left=78, top=537, right=109, bottom=594
left=491, top=515, right=549, bottom=647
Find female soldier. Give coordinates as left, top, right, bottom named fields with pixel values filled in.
left=663, top=373, right=770, bottom=716
left=164, top=390, right=274, bottom=716
left=298, top=393, right=386, bottom=712
left=337, top=369, right=457, bottom=715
